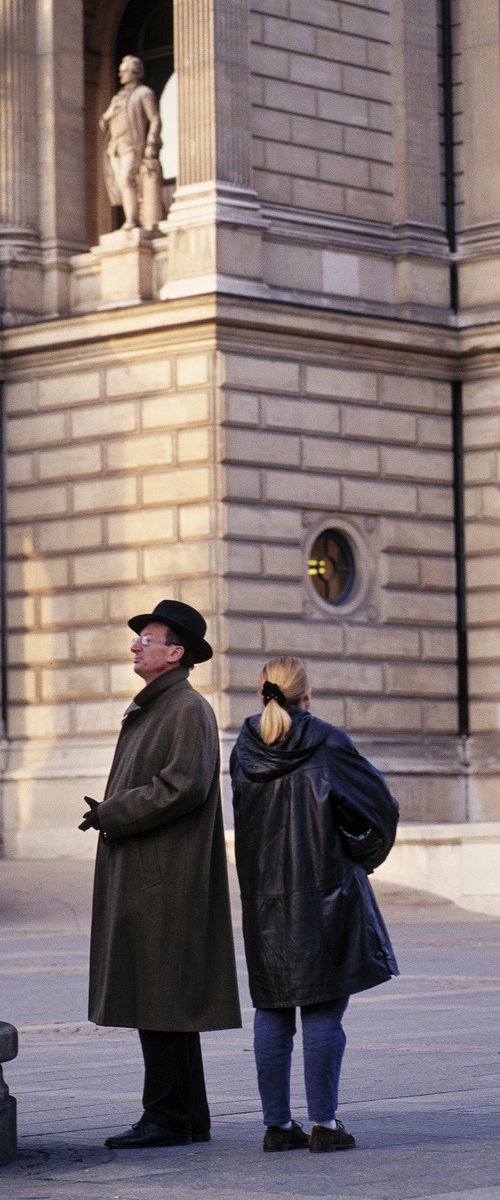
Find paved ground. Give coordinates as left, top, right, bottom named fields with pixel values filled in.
left=0, top=857, right=499, bottom=1200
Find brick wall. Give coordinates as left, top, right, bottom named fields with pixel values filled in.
left=5, top=347, right=218, bottom=742
left=250, top=0, right=393, bottom=221
left=219, top=347, right=458, bottom=743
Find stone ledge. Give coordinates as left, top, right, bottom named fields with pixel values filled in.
left=376, top=821, right=500, bottom=916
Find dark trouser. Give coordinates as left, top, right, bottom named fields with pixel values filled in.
left=138, top=1029, right=210, bottom=1138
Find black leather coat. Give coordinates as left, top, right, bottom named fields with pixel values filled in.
left=230, top=710, right=399, bottom=1008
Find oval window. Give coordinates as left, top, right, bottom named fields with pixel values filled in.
left=307, top=529, right=355, bottom=606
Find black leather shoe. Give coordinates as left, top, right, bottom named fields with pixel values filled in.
left=105, top=1119, right=192, bottom=1148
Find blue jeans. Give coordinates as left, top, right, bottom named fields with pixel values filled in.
left=254, top=998, right=349, bottom=1126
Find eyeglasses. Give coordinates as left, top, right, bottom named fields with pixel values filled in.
left=132, top=635, right=165, bottom=648
left=131, top=635, right=180, bottom=648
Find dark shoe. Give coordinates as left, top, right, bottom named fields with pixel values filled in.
left=192, top=1130, right=211, bottom=1143
left=309, top=1120, right=356, bottom=1153
left=105, top=1119, right=192, bottom=1149
left=263, top=1120, right=310, bottom=1152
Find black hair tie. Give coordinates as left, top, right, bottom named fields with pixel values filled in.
left=262, top=680, right=286, bottom=707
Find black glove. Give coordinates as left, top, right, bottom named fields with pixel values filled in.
left=78, top=795, right=101, bottom=832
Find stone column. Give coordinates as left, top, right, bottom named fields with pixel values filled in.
left=36, top=0, right=87, bottom=314
left=163, top=0, right=267, bottom=298
left=458, top=3, right=500, bottom=311
left=0, top=0, right=43, bottom=322
left=391, top=0, right=449, bottom=313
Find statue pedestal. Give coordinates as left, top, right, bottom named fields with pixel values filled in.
left=0, top=1023, right=17, bottom=1166
left=96, top=227, right=160, bottom=306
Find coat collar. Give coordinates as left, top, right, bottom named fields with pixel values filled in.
left=122, top=665, right=190, bottom=721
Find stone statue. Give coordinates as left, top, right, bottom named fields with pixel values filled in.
left=100, top=55, right=164, bottom=231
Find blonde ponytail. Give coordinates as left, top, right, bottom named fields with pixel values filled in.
left=258, top=656, right=309, bottom=745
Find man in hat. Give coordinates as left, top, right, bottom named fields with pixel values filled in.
left=79, top=600, right=241, bottom=1147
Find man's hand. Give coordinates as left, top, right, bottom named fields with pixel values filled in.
left=79, top=796, right=101, bottom=832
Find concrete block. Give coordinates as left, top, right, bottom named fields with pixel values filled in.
left=464, top=412, right=500, bottom=448
left=8, top=704, right=71, bottom=739
left=422, top=701, right=458, bottom=733
left=418, top=414, right=453, bottom=449
left=9, top=557, right=69, bottom=593
left=262, top=395, right=340, bottom=434
left=265, top=469, right=341, bottom=506
left=7, top=484, right=68, bottom=521
left=263, top=15, right=316, bottom=52
left=75, top=701, right=127, bottom=736
left=73, top=476, right=138, bottom=513
left=305, top=365, right=376, bottom=401
left=4, top=379, right=36, bottom=414
left=223, top=466, right=261, bottom=500
left=290, top=54, right=341, bottom=89
left=262, top=240, right=323, bottom=291
left=74, top=625, right=129, bottom=660
left=345, top=624, right=420, bottom=659
left=8, top=631, right=70, bottom=666
left=5, top=453, right=35, bottom=485
left=303, top=435, right=379, bottom=474
left=312, top=658, right=384, bottom=693
left=421, top=628, right=458, bottom=661
left=225, top=502, right=302, bottom=541
left=106, top=359, right=171, bottom=397
left=178, top=504, right=212, bottom=539
left=418, top=486, right=454, bottom=518
left=382, top=445, right=452, bottom=483
left=6, top=595, right=36, bottom=629
left=317, top=28, right=367, bottom=66
left=252, top=44, right=289, bottom=79
left=385, top=663, right=457, bottom=697
left=342, top=405, right=417, bottom=443
left=107, top=507, right=176, bottom=547
left=291, top=114, right=343, bottom=151
left=263, top=78, right=316, bottom=116
left=73, top=549, right=139, bottom=587
left=463, top=377, right=500, bottom=413
left=41, top=591, right=106, bottom=628
left=224, top=391, right=260, bottom=425
left=319, top=150, right=369, bottom=187
left=292, top=177, right=343, bottom=212
left=420, top=557, right=456, bottom=590
left=224, top=427, right=301, bottom=467
left=380, top=517, right=454, bottom=554
left=224, top=577, right=303, bottom=615
left=221, top=617, right=264, bottom=652
left=144, top=540, right=213, bottom=580
left=464, top=449, right=496, bottom=483
left=106, top=433, right=174, bottom=471
left=38, top=516, right=102, bottom=553
left=263, top=618, right=344, bottom=656
left=142, top=392, right=210, bottom=428
left=381, top=374, right=450, bottom=413
left=346, top=696, right=422, bottom=732
left=288, top=0, right=339, bottom=27
left=383, top=554, right=420, bottom=587
left=7, top=411, right=66, bottom=450
left=382, top=589, right=455, bottom=625
left=224, top=541, right=262, bottom=575
left=343, top=477, right=417, bottom=514
left=71, top=401, right=136, bottom=440
left=224, top=354, right=299, bottom=392
left=177, top=428, right=211, bottom=463
left=142, top=467, right=211, bottom=504
left=38, top=371, right=100, bottom=408
left=38, top=443, right=102, bottom=481
left=6, top=668, right=38, bottom=703
left=342, top=64, right=391, bottom=103
left=262, top=544, right=302, bottom=578
left=41, top=666, right=107, bottom=701
left=176, top=355, right=209, bottom=387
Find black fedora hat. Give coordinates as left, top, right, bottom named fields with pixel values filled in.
left=128, top=600, right=213, bottom=663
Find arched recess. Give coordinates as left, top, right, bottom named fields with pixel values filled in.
left=84, top=0, right=175, bottom=243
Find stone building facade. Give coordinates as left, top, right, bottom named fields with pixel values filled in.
left=0, top=1, right=499, bottom=908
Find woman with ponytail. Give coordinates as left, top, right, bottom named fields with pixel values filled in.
left=230, top=656, right=399, bottom=1155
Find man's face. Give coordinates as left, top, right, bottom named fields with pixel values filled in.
left=119, top=58, right=138, bottom=85
left=130, top=622, right=183, bottom=683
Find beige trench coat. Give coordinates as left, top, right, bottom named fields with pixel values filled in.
left=88, top=666, right=241, bottom=1032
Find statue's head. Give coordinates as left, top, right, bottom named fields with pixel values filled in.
left=119, top=56, right=144, bottom=84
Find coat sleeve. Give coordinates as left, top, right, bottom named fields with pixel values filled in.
left=327, top=736, right=399, bottom=869
left=97, top=697, right=219, bottom=839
